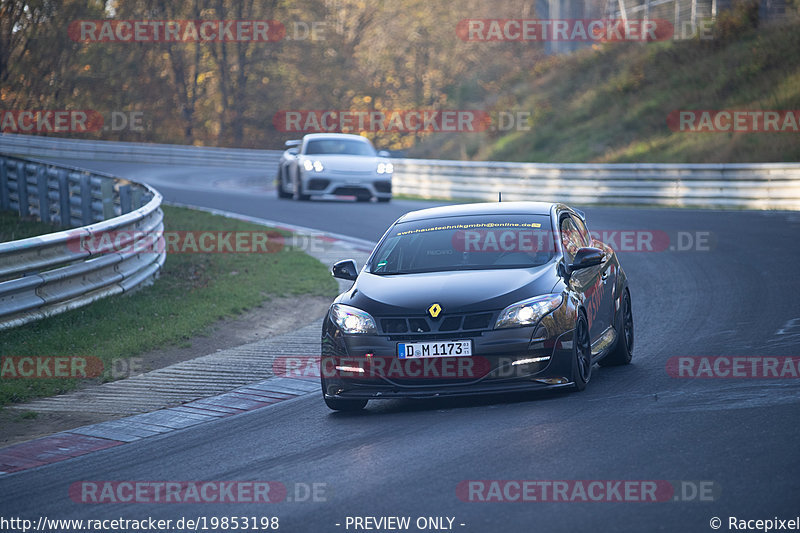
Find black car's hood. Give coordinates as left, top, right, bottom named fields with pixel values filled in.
left=338, top=262, right=560, bottom=315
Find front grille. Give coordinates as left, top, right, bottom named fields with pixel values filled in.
left=387, top=331, right=485, bottom=342
left=463, top=313, right=492, bottom=330
left=307, top=178, right=329, bottom=190
left=381, top=319, right=408, bottom=333
left=333, top=186, right=370, bottom=197
left=377, top=312, right=497, bottom=336
left=408, top=318, right=430, bottom=333
left=439, top=316, right=462, bottom=331
left=374, top=180, right=392, bottom=193
left=330, top=170, right=374, bottom=176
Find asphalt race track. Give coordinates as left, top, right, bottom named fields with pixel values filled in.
left=2, top=160, right=799, bottom=533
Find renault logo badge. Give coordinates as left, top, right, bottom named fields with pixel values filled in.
left=428, top=303, right=442, bottom=318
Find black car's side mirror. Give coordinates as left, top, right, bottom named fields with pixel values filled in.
left=561, top=247, right=604, bottom=282
left=571, top=247, right=604, bottom=271
left=332, top=259, right=359, bottom=281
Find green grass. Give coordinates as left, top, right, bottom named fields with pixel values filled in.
left=0, top=211, right=62, bottom=242
left=409, top=21, right=800, bottom=163
left=0, top=205, right=338, bottom=407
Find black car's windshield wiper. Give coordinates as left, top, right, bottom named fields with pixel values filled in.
left=371, top=270, right=414, bottom=276
left=372, top=264, right=541, bottom=276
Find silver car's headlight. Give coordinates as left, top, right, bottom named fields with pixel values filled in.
left=331, top=304, right=377, bottom=334
left=376, top=162, right=393, bottom=174
left=495, top=294, right=563, bottom=329
left=303, top=159, right=324, bottom=172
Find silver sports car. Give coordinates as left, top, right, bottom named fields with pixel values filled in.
left=276, top=133, right=393, bottom=202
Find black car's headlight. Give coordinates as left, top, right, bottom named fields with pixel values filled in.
left=494, top=294, right=563, bottom=329
left=331, top=304, right=377, bottom=334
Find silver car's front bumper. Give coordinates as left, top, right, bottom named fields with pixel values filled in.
left=299, top=172, right=392, bottom=199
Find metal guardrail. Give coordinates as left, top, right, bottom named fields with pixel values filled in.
left=0, top=133, right=282, bottom=169
left=392, top=159, right=800, bottom=210
left=0, top=155, right=165, bottom=331
left=3, top=133, right=799, bottom=209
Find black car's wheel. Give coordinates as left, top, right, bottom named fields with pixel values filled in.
left=324, top=397, right=368, bottom=411
left=276, top=168, right=291, bottom=199
left=599, top=289, right=633, bottom=367
left=572, top=311, right=592, bottom=391
left=356, top=194, right=372, bottom=202
left=377, top=197, right=391, bottom=203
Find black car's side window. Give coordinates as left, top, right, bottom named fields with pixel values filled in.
left=560, top=217, right=584, bottom=264
left=572, top=216, right=592, bottom=247
left=372, top=236, right=402, bottom=272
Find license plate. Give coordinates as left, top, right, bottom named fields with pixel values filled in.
left=397, top=340, right=472, bottom=359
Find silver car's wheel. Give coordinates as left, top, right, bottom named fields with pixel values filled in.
left=293, top=172, right=311, bottom=201
left=276, top=167, right=292, bottom=199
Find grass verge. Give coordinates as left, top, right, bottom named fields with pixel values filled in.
left=0, top=205, right=338, bottom=407
left=0, top=211, right=61, bottom=242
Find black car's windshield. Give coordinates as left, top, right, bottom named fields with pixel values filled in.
left=370, top=215, right=555, bottom=275
left=305, top=139, right=376, bottom=156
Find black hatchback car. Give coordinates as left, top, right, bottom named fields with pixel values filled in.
left=321, top=202, right=634, bottom=411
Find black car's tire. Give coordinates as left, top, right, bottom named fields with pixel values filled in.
left=276, top=168, right=291, bottom=199
left=571, top=311, right=592, bottom=391
left=324, top=397, right=368, bottom=411
left=599, top=289, right=633, bottom=367
left=356, top=194, right=372, bottom=202
left=377, top=197, right=391, bottom=203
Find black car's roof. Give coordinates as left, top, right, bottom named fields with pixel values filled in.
left=396, top=201, right=557, bottom=223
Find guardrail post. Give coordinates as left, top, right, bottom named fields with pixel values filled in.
left=18, top=162, right=30, bottom=217
left=37, top=166, right=50, bottom=224
left=0, top=157, right=8, bottom=211
left=119, top=185, right=132, bottom=214
left=58, top=169, right=71, bottom=227
left=100, top=178, right=115, bottom=220
left=80, top=174, right=91, bottom=225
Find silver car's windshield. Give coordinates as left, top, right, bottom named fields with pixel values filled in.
left=305, top=139, right=376, bottom=156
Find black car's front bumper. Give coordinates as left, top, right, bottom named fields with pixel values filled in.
left=321, top=314, right=577, bottom=400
